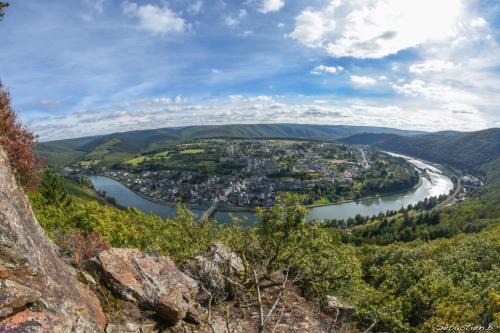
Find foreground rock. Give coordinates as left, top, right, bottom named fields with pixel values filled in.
left=0, top=146, right=105, bottom=332
left=324, top=295, right=356, bottom=317
left=91, top=248, right=200, bottom=325
left=181, top=243, right=244, bottom=301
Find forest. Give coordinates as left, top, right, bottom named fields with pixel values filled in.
left=26, top=153, right=500, bottom=332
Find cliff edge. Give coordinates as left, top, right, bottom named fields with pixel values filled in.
left=0, top=146, right=105, bottom=332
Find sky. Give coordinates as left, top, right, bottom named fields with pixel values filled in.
left=0, top=0, right=499, bottom=140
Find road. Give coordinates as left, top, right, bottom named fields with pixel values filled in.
left=436, top=176, right=461, bottom=209
left=359, top=148, right=370, bottom=169
left=201, top=185, right=234, bottom=219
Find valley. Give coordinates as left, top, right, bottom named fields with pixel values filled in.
left=67, top=139, right=421, bottom=210
left=2, top=1, right=500, bottom=331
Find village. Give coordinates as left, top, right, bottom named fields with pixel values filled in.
left=74, top=139, right=418, bottom=208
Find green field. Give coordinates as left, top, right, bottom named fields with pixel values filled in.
left=34, top=124, right=426, bottom=168
left=125, top=156, right=147, bottom=166
left=78, top=160, right=100, bottom=167
left=180, top=149, right=205, bottom=154
left=126, top=151, right=171, bottom=166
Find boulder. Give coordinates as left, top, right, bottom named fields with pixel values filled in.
left=181, top=243, right=244, bottom=301
left=324, top=295, right=356, bottom=317
left=91, top=248, right=200, bottom=325
left=105, top=319, right=159, bottom=333
left=0, top=146, right=105, bottom=332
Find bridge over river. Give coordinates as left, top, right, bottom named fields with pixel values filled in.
left=89, top=153, right=454, bottom=224
left=201, top=185, right=234, bottom=219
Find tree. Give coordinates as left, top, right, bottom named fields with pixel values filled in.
left=0, top=83, right=41, bottom=189
left=0, top=2, right=8, bottom=20
left=39, top=170, right=72, bottom=208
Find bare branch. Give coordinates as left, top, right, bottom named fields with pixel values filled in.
left=253, top=269, right=265, bottom=333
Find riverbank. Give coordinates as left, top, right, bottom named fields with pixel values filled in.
left=94, top=173, right=424, bottom=214
left=88, top=154, right=454, bottom=222
left=305, top=175, right=424, bottom=209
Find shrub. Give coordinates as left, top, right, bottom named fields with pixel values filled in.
left=0, top=83, right=41, bottom=189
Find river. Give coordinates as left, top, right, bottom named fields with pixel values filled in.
left=89, top=153, right=454, bottom=223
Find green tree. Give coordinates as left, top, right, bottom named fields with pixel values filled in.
left=39, top=170, right=72, bottom=208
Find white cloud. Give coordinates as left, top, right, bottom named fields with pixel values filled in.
left=225, top=16, right=239, bottom=27
left=350, top=75, right=377, bottom=86
left=442, top=103, right=479, bottom=114
left=224, top=9, right=247, bottom=27
left=212, top=69, right=221, bottom=74
left=32, top=95, right=489, bottom=141
left=290, top=0, right=464, bottom=58
left=392, top=80, right=476, bottom=103
left=151, top=97, right=172, bottom=105
left=239, top=30, right=254, bottom=37
left=81, top=0, right=106, bottom=21
left=188, top=1, right=203, bottom=14
left=83, top=0, right=105, bottom=14
left=174, top=95, right=185, bottom=104
left=409, top=60, right=458, bottom=74
left=39, top=100, right=60, bottom=108
left=259, top=0, right=285, bottom=13
left=277, top=22, right=285, bottom=28
left=122, top=1, right=186, bottom=34
left=470, top=17, right=487, bottom=28
left=289, top=8, right=335, bottom=47
left=311, top=65, right=343, bottom=75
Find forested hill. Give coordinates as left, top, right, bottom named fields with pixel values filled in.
left=35, top=123, right=425, bottom=167
left=339, top=128, right=500, bottom=173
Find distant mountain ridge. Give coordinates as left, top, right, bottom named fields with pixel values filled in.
left=35, top=124, right=426, bottom=166
left=338, top=128, right=500, bottom=173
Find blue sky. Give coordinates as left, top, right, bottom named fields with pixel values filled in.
left=1, top=0, right=499, bottom=140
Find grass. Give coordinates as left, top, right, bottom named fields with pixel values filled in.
left=87, top=139, right=122, bottom=160
left=126, top=156, right=147, bottom=166
left=155, top=151, right=170, bottom=158
left=313, top=197, right=331, bottom=205
left=180, top=149, right=205, bottom=154
left=79, top=160, right=100, bottom=167
left=125, top=151, right=171, bottom=166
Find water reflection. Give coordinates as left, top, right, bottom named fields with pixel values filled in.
left=89, top=154, right=453, bottom=223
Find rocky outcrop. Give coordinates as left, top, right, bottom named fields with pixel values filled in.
left=105, top=320, right=158, bottom=333
left=324, top=295, right=356, bottom=317
left=181, top=243, right=244, bottom=301
left=90, top=248, right=200, bottom=325
left=324, top=295, right=356, bottom=331
left=0, top=146, right=105, bottom=332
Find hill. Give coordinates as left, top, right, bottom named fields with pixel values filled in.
left=338, top=128, right=500, bottom=173
left=35, top=123, right=425, bottom=167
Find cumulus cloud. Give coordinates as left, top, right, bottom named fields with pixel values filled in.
left=409, top=60, right=458, bottom=74
left=289, top=8, right=336, bottom=47
left=392, top=80, right=476, bottom=104
left=122, top=1, right=186, bottom=34
left=259, top=0, right=285, bottom=13
left=350, top=75, right=377, bottom=86
left=443, top=103, right=479, bottom=114
left=289, top=0, right=464, bottom=58
left=225, top=9, right=247, bottom=27
left=188, top=1, right=203, bottom=14
left=311, top=65, right=343, bottom=75
left=470, top=17, right=487, bottom=28
left=31, top=95, right=489, bottom=141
